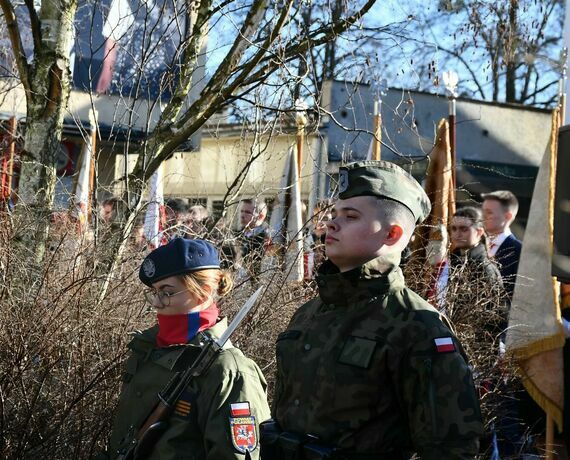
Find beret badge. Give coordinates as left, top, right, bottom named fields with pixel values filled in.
left=142, top=258, right=156, bottom=278
left=338, top=169, right=349, bottom=194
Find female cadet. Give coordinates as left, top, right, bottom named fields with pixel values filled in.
left=108, top=238, right=270, bottom=459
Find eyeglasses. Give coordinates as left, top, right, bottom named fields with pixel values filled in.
left=143, top=288, right=188, bottom=307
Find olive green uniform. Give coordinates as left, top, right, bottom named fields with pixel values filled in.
left=272, top=258, right=484, bottom=459
left=110, top=318, right=271, bottom=459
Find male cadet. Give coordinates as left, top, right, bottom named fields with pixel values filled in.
left=481, top=190, right=522, bottom=303
left=263, top=161, right=483, bottom=460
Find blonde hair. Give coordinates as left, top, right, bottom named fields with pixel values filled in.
left=180, top=269, right=234, bottom=301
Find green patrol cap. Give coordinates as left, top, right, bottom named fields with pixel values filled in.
left=338, top=160, right=431, bottom=223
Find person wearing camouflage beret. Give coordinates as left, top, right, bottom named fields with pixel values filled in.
left=106, top=238, right=270, bottom=459
left=263, top=161, right=483, bottom=459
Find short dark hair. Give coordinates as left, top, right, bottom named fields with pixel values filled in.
left=102, top=197, right=120, bottom=208
left=453, top=206, right=483, bottom=228
left=240, top=198, right=267, bottom=215
left=481, top=190, right=519, bottom=215
left=377, top=198, right=416, bottom=240
left=166, top=198, right=188, bottom=213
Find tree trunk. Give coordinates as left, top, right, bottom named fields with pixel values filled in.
left=14, top=0, right=77, bottom=262
left=505, top=0, right=518, bottom=103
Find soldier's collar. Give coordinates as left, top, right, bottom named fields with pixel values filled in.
left=316, top=257, right=405, bottom=306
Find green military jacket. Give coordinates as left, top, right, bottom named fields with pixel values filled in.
left=110, top=318, right=271, bottom=459
left=273, top=258, right=483, bottom=459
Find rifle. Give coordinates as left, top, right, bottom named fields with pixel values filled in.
left=116, top=286, right=264, bottom=460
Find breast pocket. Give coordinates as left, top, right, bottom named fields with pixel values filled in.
left=122, top=354, right=139, bottom=384
left=275, top=330, right=302, bottom=375
left=331, top=335, right=385, bottom=424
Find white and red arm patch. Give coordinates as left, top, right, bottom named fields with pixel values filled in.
left=434, top=337, right=456, bottom=353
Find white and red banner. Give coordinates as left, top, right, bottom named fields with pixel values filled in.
left=143, top=163, right=166, bottom=249
left=73, top=128, right=94, bottom=232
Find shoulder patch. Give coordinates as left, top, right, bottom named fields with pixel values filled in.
left=173, top=390, right=193, bottom=419
left=230, top=415, right=257, bottom=453
left=230, top=401, right=251, bottom=417
left=434, top=337, right=456, bottom=353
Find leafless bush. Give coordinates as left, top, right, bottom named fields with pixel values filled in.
left=0, top=208, right=313, bottom=458
left=404, top=245, right=527, bottom=458
left=0, top=212, right=151, bottom=459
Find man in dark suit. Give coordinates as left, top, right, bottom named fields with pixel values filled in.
left=482, top=190, right=522, bottom=303
left=482, top=190, right=541, bottom=457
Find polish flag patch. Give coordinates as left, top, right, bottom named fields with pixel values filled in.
left=230, top=402, right=251, bottom=417
left=434, top=337, right=455, bottom=353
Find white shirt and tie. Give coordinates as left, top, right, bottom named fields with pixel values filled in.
left=488, top=228, right=512, bottom=257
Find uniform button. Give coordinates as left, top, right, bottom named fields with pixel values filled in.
left=304, top=343, right=311, bottom=351
left=294, top=399, right=300, bottom=406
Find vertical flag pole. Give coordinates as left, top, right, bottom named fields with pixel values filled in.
left=295, top=99, right=308, bottom=183
left=296, top=121, right=304, bottom=180
left=6, top=117, right=17, bottom=207
left=443, top=71, right=459, bottom=191
left=372, top=98, right=381, bottom=161
left=87, top=109, right=98, bottom=225
left=560, top=48, right=567, bottom=126
left=449, top=97, right=457, bottom=190
left=546, top=415, right=554, bottom=460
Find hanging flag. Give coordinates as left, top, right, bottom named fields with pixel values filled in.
left=424, top=119, right=456, bottom=233
left=410, top=118, right=455, bottom=302
left=286, top=147, right=304, bottom=282
left=266, top=148, right=304, bottom=283
left=505, top=109, right=565, bottom=430
left=73, top=126, right=95, bottom=232
left=143, top=163, right=167, bottom=249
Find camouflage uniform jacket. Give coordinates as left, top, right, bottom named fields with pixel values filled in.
left=273, top=258, right=483, bottom=459
left=110, top=318, right=271, bottom=459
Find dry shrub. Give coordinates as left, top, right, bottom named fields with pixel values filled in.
left=0, top=216, right=152, bottom=459
left=0, top=213, right=312, bottom=458
left=404, top=247, right=531, bottom=459
left=223, top=273, right=316, bottom=403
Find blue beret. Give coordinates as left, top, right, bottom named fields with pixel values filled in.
left=139, top=238, right=220, bottom=286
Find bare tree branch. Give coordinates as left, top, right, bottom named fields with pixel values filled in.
left=0, top=0, right=31, bottom=99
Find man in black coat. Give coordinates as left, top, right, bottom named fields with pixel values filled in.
left=482, top=190, right=522, bottom=303
left=482, top=190, right=543, bottom=456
